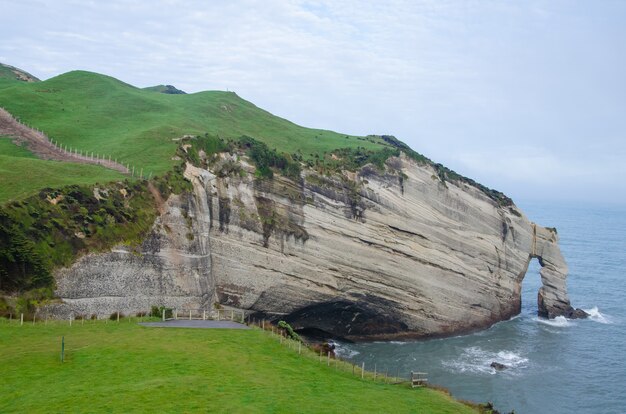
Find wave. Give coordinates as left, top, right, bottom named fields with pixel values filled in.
left=534, top=315, right=572, bottom=327
left=583, top=306, right=612, bottom=324
left=332, top=343, right=360, bottom=358
left=442, top=346, right=528, bottom=375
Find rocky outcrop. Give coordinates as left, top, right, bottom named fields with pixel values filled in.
left=53, top=153, right=585, bottom=339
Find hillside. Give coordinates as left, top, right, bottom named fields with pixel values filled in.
left=143, top=84, right=187, bottom=94
left=0, top=138, right=124, bottom=203
left=0, top=321, right=478, bottom=413
left=0, top=69, right=390, bottom=182
left=0, top=63, right=40, bottom=83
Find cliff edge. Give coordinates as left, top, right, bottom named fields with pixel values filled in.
left=53, top=152, right=586, bottom=340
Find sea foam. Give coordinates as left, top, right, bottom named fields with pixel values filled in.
left=442, top=346, right=528, bottom=375
left=583, top=306, right=612, bottom=324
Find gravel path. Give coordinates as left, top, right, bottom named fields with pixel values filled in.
left=0, top=107, right=129, bottom=174
left=139, top=320, right=251, bottom=329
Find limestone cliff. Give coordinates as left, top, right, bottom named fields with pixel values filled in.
left=53, top=153, right=585, bottom=340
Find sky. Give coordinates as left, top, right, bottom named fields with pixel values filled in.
left=1, top=0, right=625, bottom=206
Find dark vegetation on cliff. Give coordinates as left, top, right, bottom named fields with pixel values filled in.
left=0, top=169, right=189, bottom=312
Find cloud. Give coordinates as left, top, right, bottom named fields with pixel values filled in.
left=1, top=0, right=625, bottom=204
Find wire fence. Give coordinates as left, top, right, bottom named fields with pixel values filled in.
left=1, top=309, right=427, bottom=387
left=0, top=106, right=147, bottom=178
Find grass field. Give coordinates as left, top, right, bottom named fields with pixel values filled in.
left=0, top=320, right=476, bottom=413
left=0, top=70, right=389, bottom=182
left=0, top=138, right=125, bottom=203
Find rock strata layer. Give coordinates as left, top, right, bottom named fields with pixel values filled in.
left=54, top=154, right=586, bottom=339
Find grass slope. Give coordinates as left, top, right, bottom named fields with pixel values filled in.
left=0, top=138, right=124, bottom=203
left=0, top=71, right=388, bottom=180
left=0, top=321, right=476, bottom=413
left=0, top=63, right=40, bottom=83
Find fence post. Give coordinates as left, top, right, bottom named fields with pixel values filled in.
left=69, top=314, right=72, bottom=326
left=241, top=311, right=244, bottom=323
left=374, top=364, right=377, bottom=380
left=361, top=362, right=365, bottom=379
left=203, top=310, right=206, bottom=320
left=162, top=309, right=165, bottom=321
left=20, top=313, right=23, bottom=326
left=189, top=310, right=192, bottom=320
left=117, top=312, right=119, bottom=323
left=327, top=351, right=330, bottom=366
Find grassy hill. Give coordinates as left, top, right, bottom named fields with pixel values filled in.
left=143, top=84, right=187, bottom=94
left=0, top=63, right=40, bottom=83
left=0, top=138, right=124, bottom=203
left=0, top=70, right=389, bottom=181
left=0, top=320, right=478, bottom=413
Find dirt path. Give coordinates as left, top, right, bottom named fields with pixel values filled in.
left=0, top=107, right=129, bottom=174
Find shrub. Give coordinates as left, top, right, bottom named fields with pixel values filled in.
left=150, top=305, right=172, bottom=319
left=277, top=320, right=301, bottom=342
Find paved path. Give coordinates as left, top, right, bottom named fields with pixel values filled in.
left=139, top=320, right=250, bottom=329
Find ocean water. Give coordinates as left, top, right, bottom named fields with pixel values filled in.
left=335, top=202, right=626, bottom=413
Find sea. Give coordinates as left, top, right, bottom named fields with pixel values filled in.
left=335, top=202, right=626, bottom=414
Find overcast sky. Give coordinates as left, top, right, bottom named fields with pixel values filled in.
left=1, top=0, right=625, bottom=206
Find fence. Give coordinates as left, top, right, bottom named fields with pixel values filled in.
left=1, top=310, right=427, bottom=386
left=0, top=106, right=146, bottom=178
left=243, top=317, right=426, bottom=386
left=165, top=308, right=245, bottom=323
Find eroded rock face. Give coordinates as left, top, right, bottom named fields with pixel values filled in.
left=53, top=154, right=585, bottom=338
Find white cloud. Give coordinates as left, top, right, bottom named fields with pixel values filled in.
left=1, top=0, right=625, bottom=203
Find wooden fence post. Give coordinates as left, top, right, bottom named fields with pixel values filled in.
left=203, top=310, right=206, bottom=320
left=162, top=309, right=165, bottom=321
left=20, top=313, right=23, bottom=326
left=189, top=310, right=192, bottom=320
left=361, top=362, right=365, bottom=379
left=374, top=364, right=377, bottom=380
left=117, top=312, right=119, bottom=323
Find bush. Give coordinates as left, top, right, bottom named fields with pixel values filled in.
left=109, top=312, right=122, bottom=320
left=150, top=305, right=172, bottom=319
left=277, top=320, right=301, bottom=342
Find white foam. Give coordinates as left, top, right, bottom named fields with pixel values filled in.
left=583, top=306, right=612, bottom=324
left=535, top=315, right=572, bottom=327
left=442, top=346, right=528, bottom=375
left=333, top=344, right=360, bottom=358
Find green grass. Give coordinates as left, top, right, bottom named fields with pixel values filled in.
left=0, top=137, right=125, bottom=203
left=0, top=70, right=389, bottom=181
left=0, top=320, right=476, bottom=413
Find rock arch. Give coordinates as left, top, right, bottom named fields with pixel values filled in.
left=528, top=224, right=587, bottom=319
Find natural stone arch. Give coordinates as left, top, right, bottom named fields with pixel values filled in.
left=526, top=223, right=587, bottom=319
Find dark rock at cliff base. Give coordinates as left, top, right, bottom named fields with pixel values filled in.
left=568, top=308, right=589, bottom=319
left=490, top=362, right=508, bottom=371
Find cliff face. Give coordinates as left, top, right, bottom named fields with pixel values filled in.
left=54, top=154, right=585, bottom=339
